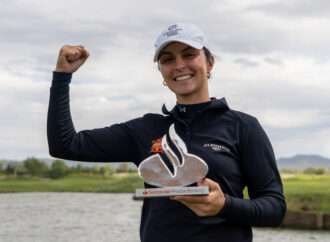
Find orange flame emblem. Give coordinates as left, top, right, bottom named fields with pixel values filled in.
left=151, top=138, right=163, bottom=153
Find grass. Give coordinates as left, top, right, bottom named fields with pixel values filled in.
left=1, top=172, right=329, bottom=213
left=282, top=173, right=330, bottom=213
left=0, top=173, right=144, bottom=193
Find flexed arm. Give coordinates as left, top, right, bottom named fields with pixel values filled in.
left=47, top=46, right=141, bottom=163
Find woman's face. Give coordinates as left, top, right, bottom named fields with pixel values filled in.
left=158, top=42, right=213, bottom=104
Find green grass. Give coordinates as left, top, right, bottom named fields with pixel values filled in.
left=0, top=173, right=144, bottom=193
left=282, top=173, right=330, bottom=213
left=1, top=172, right=329, bottom=213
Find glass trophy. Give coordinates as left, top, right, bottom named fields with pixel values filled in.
left=134, top=124, right=209, bottom=199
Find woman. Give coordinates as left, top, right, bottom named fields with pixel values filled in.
left=48, top=23, right=286, bottom=242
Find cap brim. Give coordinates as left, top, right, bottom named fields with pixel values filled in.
left=153, top=39, right=204, bottom=62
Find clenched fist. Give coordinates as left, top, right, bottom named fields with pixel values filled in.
left=55, top=45, right=89, bottom=73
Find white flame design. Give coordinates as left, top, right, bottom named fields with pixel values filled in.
left=138, top=124, right=208, bottom=187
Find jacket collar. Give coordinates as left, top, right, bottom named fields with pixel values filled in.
left=161, top=97, right=229, bottom=117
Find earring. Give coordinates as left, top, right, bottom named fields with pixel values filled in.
left=207, top=72, right=211, bottom=79
left=163, top=81, right=167, bottom=86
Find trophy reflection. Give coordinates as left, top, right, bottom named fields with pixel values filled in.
left=135, top=124, right=209, bottom=198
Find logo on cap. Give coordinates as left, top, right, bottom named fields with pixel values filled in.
left=165, top=24, right=183, bottom=37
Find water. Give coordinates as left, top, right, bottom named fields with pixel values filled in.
left=0, top=193, right=329, bottom=242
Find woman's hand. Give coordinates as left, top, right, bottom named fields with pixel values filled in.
left=55, top=45, right=89, bottom=73
left=170, top=178, right=226, bottom=217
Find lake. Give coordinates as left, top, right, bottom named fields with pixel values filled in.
left=0, top=193, right=329, bottom=242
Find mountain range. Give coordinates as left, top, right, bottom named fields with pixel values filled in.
left=277, top=154, right=330, bottom=170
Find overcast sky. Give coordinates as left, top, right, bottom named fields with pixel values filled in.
left=1, top=0, right=329, bottom=161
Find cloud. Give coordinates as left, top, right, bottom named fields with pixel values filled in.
left=205, top=1, right=330, bottom=63
left=274, top=127, right=330, bottom=159
left=209, top=53, right=330, bottom=158
left=259, top=109, right=329, bottom=129
left=0, top=0, right=329, bottom=160
left=247, top=0, right=330, bottom=19
left=264, top=57, right=284, bottom=67
left=234, top=58, right=259, bottom=68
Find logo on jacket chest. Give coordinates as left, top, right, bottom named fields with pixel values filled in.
left=151, top=138, right=231, bottom=154
left=203, top=143, right=231, bottom=153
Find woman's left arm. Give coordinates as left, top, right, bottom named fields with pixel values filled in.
left=220, top=116, right=286, bottom=226
left=172, top=117, right=286, bottom=226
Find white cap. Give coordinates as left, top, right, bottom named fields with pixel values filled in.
left=153, top=23, right=209, bottom=62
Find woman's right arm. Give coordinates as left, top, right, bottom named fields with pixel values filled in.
left=47, top=46, right=142, bottom=163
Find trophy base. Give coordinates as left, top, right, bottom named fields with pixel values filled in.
left=134, top=186, right=209, bottom=199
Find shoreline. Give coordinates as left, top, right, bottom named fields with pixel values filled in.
left=1, top=173, right=329, bottom=230
left=281, top=210, right=330, bottom=230
left=0, top=191, right=329, bottom=231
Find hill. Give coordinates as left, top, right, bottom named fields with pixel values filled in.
left=277, top=154, right=330, bottom=170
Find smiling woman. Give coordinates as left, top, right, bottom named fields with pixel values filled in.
left=157, top=43, right=212, bottom=104
left=47, top=23, right=286, bottom=242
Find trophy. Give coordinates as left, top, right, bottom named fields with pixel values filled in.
left=134, top=124, right=209, bottom=199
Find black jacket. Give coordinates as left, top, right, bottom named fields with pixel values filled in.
left=48, top=72, right=286, bottom=242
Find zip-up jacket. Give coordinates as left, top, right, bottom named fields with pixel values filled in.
left=47, top=72, right=286, bottom=242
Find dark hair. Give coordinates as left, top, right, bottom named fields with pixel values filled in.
left=203, top=47, right=215, bottom=66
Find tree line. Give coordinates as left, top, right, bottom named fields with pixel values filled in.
left=0, top=157, right=136, bottom=179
